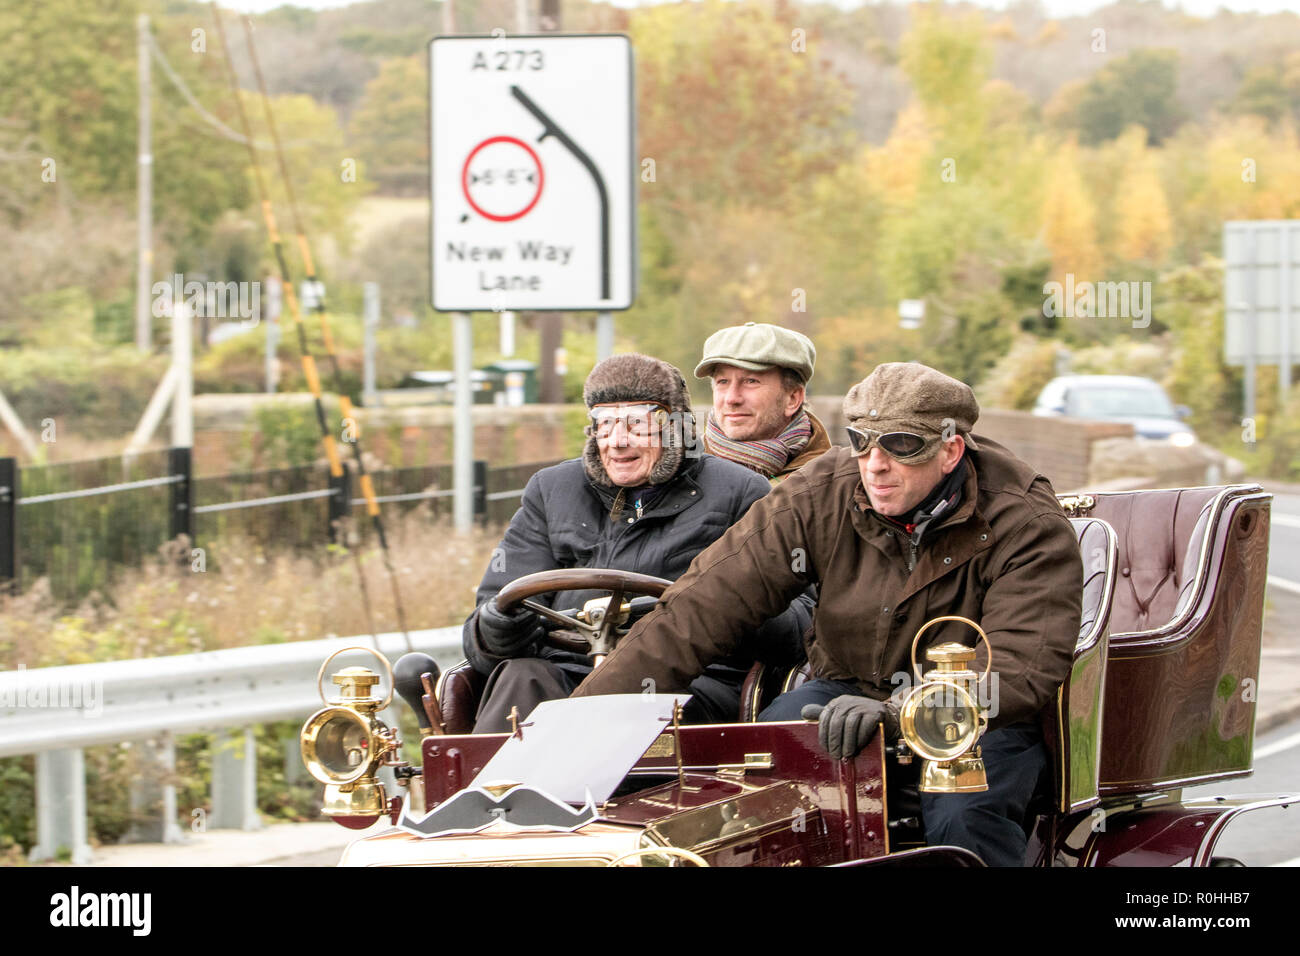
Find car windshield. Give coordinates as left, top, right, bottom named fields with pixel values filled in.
left=1067, top=386, right=1175, bottom=419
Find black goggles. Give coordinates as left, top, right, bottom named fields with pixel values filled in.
left=845, top=426, right=936, bottom=461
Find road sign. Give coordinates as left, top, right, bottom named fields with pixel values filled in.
left=430, top=34, right=636, bottom=312
left=898, top=298, right=925, bottom=329
left=1224, top=220, right=1299, bottom=369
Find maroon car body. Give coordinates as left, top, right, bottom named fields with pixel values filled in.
left=316, top=483, right=1296, bottom=866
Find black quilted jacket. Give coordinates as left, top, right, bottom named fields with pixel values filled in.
left=462, top=453, right=813, bottom=678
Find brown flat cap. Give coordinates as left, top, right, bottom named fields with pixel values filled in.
left=695, top=322, right=816, bottom=383
left=843, top=362, right=980, bottom=455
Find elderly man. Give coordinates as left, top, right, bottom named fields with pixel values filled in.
left=575, top=363, right=1083, bottom=866
left=697, top=322, right=831, bottom=483
left=463, top=353, right=811, bottom=733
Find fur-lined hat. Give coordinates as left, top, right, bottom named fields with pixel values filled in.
left=582, top=354, right=694, bottom=488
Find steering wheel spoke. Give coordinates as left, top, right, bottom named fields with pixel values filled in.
left=521, top=599, right=598, bottom=635
left=495, top=569, right=672, bottom=661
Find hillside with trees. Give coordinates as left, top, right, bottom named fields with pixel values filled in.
left=1, top=0, right=1298, bottom=475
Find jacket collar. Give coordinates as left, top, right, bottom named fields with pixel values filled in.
left=852, top=456, right=979, bottom=530
left=586, top=453, right=706, bottom=520
left=780, top=410, right=833, bottom=477
left=851, top=457, right=991, bottom=585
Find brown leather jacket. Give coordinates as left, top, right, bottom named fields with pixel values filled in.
left=574, top=435, right=1083, bottom=729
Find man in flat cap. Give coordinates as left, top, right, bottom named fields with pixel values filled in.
left=696, top=322, right=831, bottom=483
left=574, top=362, right=1083, bottom=866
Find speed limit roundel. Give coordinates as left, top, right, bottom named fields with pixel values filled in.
left=461, top=136, right=545, bottom=223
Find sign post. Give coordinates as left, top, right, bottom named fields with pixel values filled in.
left=431, top=34, right=636, bottom=528
left=1224, top=220, right=1300, bottom=427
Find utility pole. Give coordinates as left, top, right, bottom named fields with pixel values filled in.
left=537, top=0, right=564, bottom=401
left=136, top=13, right=153, bottom=352
left=498, top=0, right=528, bottom=361
left=172, top=299, right=193, bottom=450
left=443, top=0, right=476, bottom=531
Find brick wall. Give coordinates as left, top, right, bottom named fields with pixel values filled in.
left=190, top=394, right=584, bottom=475
left=188, top=393, right=1135, bottom=489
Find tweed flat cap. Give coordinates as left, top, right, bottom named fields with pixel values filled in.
left=843, top=362, right=980, bottom=453
left=694, top=322, right=816, bottom=384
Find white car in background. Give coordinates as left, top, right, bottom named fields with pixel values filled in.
left=1033, top=375, right=1197, bottom=447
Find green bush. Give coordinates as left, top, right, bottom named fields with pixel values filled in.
left=0, top=758, right=35, bottom=859
left=253, top=400, right=340, bottom=469
left=979, top=337, right=1060, bottom=410
left=0, top=346, right=166, bottom=439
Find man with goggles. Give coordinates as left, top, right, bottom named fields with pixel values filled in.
left=844, top=426, right=935, bottom=461
left=574, top=362, right=1084, bottom=867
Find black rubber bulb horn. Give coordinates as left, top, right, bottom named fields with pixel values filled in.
left=393, top=652, right=444, bottom=737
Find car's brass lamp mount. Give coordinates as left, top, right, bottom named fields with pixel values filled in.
left=898, top=616, right=991, bottom=794
left=301, top=645, right=404, bottom=822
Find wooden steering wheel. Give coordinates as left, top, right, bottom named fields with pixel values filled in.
left=495, top=568, right=672, bottom=661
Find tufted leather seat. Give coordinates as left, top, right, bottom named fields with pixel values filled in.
left=435, top=661, right=487, bottom=735
left=1086, top=487, right=1221, bottom=635
left=1076, top=483, right=1271, bottom=797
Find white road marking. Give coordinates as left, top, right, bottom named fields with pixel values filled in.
left=1268, top=575, right=1300, bottom=597
left=1273, top=514, right=1300, bottom=530
left=1255, top=730, right=1300, bottom=760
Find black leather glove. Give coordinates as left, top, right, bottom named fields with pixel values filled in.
left=801, top=696, right=900, bottom=761
left=476, top=598, right=543, bottom=658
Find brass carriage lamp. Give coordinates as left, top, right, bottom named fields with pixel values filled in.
left=301, top=647, right=402, bottom=822
left=898, top=617, right=991, bottom=794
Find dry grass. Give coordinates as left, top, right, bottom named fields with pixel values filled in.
left=0, top=512, right=501, bottom=669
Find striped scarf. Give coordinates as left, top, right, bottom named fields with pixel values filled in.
left=704, top=408, right=813, bottom=478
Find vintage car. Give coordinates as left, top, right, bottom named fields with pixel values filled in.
left=299, top=483, right=1296, bottom=866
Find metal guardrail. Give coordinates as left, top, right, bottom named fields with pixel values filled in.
left=0, top=627, right=465, bottom=862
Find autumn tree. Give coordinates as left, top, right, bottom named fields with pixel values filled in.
left=630, top=0, right=853, bottom=215
left=349, top=55, right=427, bottom=193
left=1041, top=139, right=1101, bottom=280
left=1074, top=49, right=1184, bottom=146
left=1113, top=134, right=1173, bottom=264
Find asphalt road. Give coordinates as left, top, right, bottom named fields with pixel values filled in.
left=1267, top=490, right=1300, bottom=591
left=1184, top=713, right=1300, bottom=867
